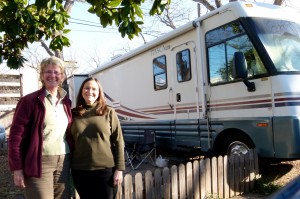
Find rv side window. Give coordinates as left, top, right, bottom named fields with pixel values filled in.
left=206, top=21, right=267, bottom=85
left=176, top=49, right=191, bottom=82
left=153, top=55, right=167, bottom=90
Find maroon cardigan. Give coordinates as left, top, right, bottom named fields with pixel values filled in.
left=8, top=87, right=73, bottom=178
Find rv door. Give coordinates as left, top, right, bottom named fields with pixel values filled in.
left=171, top=41, right=200, bottom=120
left=171, top=41, right=201, bottom=148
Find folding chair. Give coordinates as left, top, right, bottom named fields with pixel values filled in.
left=125, top=130, right=156, bottom=170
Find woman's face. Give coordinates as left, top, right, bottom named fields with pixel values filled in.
left=41, top=64, right=64, bottom=91
left=82, top=80, right=99, bottom=105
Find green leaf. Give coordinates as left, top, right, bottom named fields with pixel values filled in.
left=100, top=14, right=109, bottom=27
left=63, top=29, right=71, bottom=34
left=60, top=35, right=71, bottom=46
left=7, top=55, right=26, bottom=69
left=108, top=0, right=121, bottom=7
left=49, top=37, right=63, bottom=51
left=35, top=0, right=48, bottom=11
left=149, top=0, right=170, bottom=15
left=149, top=0, right=158, bottom=15
left=87, top=7, right=96, bottom=14
left=54, top=13, right=63, bottom=24
left=133, top=3, right=143, bottom=19
left=136, top=21, right=143, bottom=25
left=133, top=22, right=142, bottom=33
left=106, top=9, right=113, bottom=16
left=55, top=1, right=63, bottom=10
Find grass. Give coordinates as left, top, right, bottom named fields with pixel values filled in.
left=252, top=177, right=283, bottom=196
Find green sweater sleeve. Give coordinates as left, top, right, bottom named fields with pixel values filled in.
left=109, top=107, right=125, bottom=170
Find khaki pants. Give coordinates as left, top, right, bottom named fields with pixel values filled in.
left=25, top=154, right=70, bottom=199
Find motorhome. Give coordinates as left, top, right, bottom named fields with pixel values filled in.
left=70, top=1, right=300, bottom=160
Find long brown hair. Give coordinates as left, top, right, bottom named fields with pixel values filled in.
left=74, top=77, right=108, bottom=116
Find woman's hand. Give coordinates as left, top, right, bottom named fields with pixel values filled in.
left=113, top=170, right=123, bottom=186
left=13, top=170, right=26, bottom=188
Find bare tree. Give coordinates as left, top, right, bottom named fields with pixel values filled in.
left=136, top=0, right=198, bottom=43
left=23, top=44, right=46, bottom=74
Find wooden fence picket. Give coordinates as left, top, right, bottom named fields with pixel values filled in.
left=199, top=159, right=206, bottom=199
left=211, top=156, right=218, bottom=196
left=192, top=160, right=200, bottom=199
left=145, top=170, right=154, bottom=199
left=178, top=163, right=186, bottom=199
left=135, top=172, right=143, bottom=199
left=205, top=157, right=211, bottom=195
left=218, top=156, right=224, bottom=198
left=245, top=154, right=250, bottom=193
left=240, top=155, right=245, bottom=195
left=171, top=165, right=178, bottom=199
left=229, top=155, right=235, bottom=197
left=223, top=155, right=229, bottom=198
left=186, top=162, right=193, bottom=199
left=124, top=174, right=133, bottom=199
left=249, top=150, right=255, bottom=189
left=163, top=167, right=171, bottom=199
left=154, top=169, right=162, bottom=199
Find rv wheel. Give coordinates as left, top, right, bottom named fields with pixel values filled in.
left=223, top=136, right=254, bottom=157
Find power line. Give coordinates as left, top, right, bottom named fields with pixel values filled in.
left=68, top=17, right=118, bottom=32
left=70, top=17, right=100, bottom=25
left=69, top=21, right=102, bottom=28
left=70, top=29, right=119, bottom=34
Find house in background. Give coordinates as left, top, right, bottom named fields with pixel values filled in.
left=0, top=63, right=38, bottom=135
left=0, top=64, right=38, bottom=111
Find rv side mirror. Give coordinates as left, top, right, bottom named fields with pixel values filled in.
left=232, top=52, right=256, bottom=92
left=232, top=51, right=247, bottom=79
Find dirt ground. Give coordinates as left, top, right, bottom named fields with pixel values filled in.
left=1, top=149, right=300, bottom=199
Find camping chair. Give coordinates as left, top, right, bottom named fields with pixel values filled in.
left=125, top=130, right=156, bottom=170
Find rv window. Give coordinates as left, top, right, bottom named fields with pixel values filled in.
left=206, top=21, right=267, bottom=85
left=153, top=55, right=167, bottom=90
left=176, top=49, right=191, bottom=82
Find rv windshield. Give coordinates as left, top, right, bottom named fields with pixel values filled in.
left=253, top=18, right=300, bottom=72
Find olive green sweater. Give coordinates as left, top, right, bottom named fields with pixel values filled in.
left=71, top=105, right=125, bottom=171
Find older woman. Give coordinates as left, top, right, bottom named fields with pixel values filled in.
left=8, top=56, right=72, bottom=199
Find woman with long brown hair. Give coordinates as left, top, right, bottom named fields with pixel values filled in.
left=70, top=77, right=125, bottom=199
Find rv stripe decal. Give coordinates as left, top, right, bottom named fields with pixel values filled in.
left=105, top=92, right=300, bottom=119
left=105, top=92, right=156, bottom=119
left=114, top=109, right=155, bottom=119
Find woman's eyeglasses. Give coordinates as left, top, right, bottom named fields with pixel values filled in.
left=44, top=71, right=62, bottom=75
